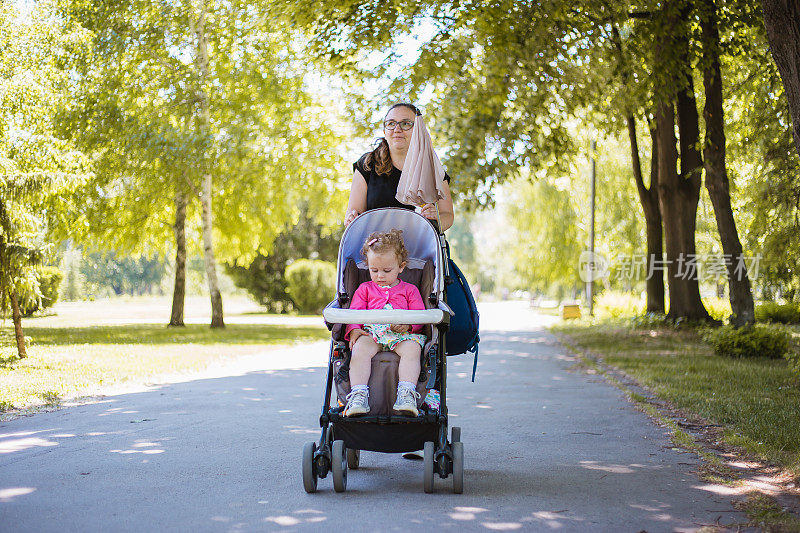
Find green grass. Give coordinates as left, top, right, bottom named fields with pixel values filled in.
left=0, top=323, right=328, bottom=413
left=552, top=320, right=800, bottom=474
left=3, top=323, right=325, bottom=346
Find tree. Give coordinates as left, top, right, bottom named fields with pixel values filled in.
left=1, top=2, right=85, bottom=357
left=699, top=0, right=755, bottom=325
left=762, top=0, right=800, bottom=158
left=56, top=0, right=350, bottom=327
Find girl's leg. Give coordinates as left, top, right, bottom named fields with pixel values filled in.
left=349, top=335, right=380, bottom=386
left=393, top=340, right=422, bottom=384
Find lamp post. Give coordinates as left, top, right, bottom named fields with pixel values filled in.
left=588, top=140, right=596, bottom=317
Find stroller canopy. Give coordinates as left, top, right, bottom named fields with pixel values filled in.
left=337, top=208, right=445, bottom=296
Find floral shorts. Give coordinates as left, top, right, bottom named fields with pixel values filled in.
left=365, top=304, right=427, bottom=351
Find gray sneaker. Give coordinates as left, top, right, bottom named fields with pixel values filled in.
left=393, top=386, right=421, bottom=416
left=344, top=388, right=370, bottom=416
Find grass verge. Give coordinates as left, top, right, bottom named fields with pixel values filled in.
left=0, top=323, right=329, bottom=413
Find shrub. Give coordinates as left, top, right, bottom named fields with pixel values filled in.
left=18, top=267, right=64, bottom=317
left=786, top=350, right=800, bottom=380
left=285, top=259, right=337, bottom=314
left=755, top=302, right=800, bottom=324
left=702, top=324, right=790, bottom=359
left=595, top=291, right=645, bottom=319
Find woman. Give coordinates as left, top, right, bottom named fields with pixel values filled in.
left=344, top=103, right=455, bottom=230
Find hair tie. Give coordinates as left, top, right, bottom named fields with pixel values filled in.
left=367, top=238, right=378, bottom=246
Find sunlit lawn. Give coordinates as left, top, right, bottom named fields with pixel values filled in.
left=552, top=320, right=800, bottom=475
left=0, top=298, right=329, bottom=412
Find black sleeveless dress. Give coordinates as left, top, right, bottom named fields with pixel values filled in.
left=354, top=153, right=451, bottom=211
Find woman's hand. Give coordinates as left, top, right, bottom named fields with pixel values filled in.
left=344, top=208, right=360, bottom=226
left=419, top=203, right=437, bottom=220
left=390, top=324, right=410, bottom=333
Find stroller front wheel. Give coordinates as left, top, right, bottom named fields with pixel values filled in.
left=332, top=440, right=348, bottom=492
left=302, top=441, right=318, bottom=493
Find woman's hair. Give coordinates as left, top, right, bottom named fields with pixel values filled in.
left=363, top=103, right=421, bottom=176
left=361, top=229, right=409, bottom=265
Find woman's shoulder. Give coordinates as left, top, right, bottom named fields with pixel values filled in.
left=353, top=152, right=371, bottom=175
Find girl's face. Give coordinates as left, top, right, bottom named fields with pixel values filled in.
left=383, top=106, right=416, bottom=155
left=366, top=250, right=405, bottom=286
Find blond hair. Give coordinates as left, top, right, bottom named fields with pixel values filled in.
left=361, top=229, right=409, bottom=265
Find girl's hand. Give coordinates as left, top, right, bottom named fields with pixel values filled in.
left=390, top=324, right=410, bottom=333
left=349, top=328, right=367, bottom=348
left=344, top=208, right=360, bottom=226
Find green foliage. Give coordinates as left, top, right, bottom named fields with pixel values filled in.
left=595, top=291, right=645, bottom=319
left=755, top=302, right=800, bottom=324
left=18, top=267, right=63, bottom=317
left=0, top=3, right=84, bottom=330
left=81, top=252, right=167, bottom=297
left=55, top=0, right=350, bottom=264
left=507, top=176, right=582, bottom=295
left=703, top=297, right=733, bottom=323
left=702, top=325, right=790, bottom=359
left=285, top=260, right=337, bottom=314
left=225, top=209, right=341, bottom=312
left=786, top=347, right=800, bottom=381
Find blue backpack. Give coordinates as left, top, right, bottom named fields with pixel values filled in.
left=444, top=254, right=480, bottom=381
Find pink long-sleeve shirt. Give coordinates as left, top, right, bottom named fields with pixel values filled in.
left=344, top=280, right=427, bottom=341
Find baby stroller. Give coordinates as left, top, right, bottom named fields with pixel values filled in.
left=302, top=207, right=463, bottom=494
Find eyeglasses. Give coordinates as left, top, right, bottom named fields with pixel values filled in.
left=383, top=119, right=415, bottom=131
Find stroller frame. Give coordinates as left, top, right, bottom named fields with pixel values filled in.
left=302, top=208, right=464, bottom=494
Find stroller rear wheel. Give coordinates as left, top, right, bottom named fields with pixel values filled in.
left=302, top=441, right=318, bottom=493
left=452, top=441, right=464, bottom=494
left=346, top=448, right=360, bottom=469
left=332, top=440, right=348, bottom=492
left=423, top=441, right=435, bottom=493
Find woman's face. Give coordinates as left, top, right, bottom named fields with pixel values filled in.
left=383, top=106, right=416, bottom=155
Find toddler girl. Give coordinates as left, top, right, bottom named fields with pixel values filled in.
left=344, top=229, right=427, bottom=417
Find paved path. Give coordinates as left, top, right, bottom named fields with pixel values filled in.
left=1, top=302, right=749, bottom=532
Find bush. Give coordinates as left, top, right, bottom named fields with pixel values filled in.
left=702, top=324, right=790, bottom=359
left=19, top=267, right=64, bottom=317
left=595, top=291, right=645, bottom=319
left=285, top=259, right=337, bottom=314
left=755, top=302, right=800, bottom=324
left=786, top=350, right=800, bottom=380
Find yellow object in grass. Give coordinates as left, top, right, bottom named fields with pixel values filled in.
left=561, top=303, right=581, bottom=320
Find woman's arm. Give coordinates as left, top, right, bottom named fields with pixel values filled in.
left=419, top=180, right=455, bottom=231
left=344, top=169, right=368, bottom=226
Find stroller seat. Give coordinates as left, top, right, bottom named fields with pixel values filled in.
left=332, top=259, right=436, bottom=416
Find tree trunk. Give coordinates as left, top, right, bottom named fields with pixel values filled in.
left=169, top=189, right=187, bottom=327
left=762, top=0, right=800, bottom=157
left=627, top=116, right=665, bottom=314
left=654, top=3, right=711, bottom=321
left=194, top=0, right=224, bottom=328
left=9, top=289, right=26, bottom=358
left=701, top=0, right=755, bottom=326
